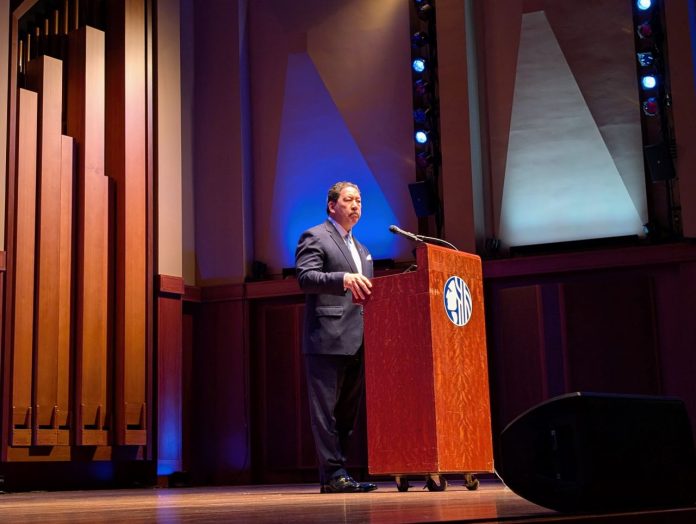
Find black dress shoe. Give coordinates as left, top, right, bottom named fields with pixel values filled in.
left=320, top=474, right=378, bottom=493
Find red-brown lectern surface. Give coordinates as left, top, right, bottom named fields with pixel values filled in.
left=363, top=243, right=493, bottom=476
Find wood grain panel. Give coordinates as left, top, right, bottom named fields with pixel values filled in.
left=67, top=26, right=109, bottom=446
left=106, top=0, right=147, bottom=446
left=562, top=276, right=660, bottom=394
left=426, top=246, right=493, bottom=472
left=487, top=285, right=547, bottom=432
left=256, top=303, right=306, bottom=477
left=157, top=289, right=183, bottom=474
left=190, top=299, right=251, bottom=485
left=57, top=135, right=75, bottom=445
left=11, top=88, right=38, bottom=447
left=25, top=56, right=63, bottom=446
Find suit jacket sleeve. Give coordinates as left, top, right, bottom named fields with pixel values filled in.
left=295, top=228, right=347, bottom=295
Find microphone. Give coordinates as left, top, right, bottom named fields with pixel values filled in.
left=389, top=225, right=422, bottom=242
left=389, top=225, right=459, bottom=251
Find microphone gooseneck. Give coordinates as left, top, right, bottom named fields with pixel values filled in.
left=388, top=225, right=422, bottom=242
left=388, top=225, right=459, bottom=251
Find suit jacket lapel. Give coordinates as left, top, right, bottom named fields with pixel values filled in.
left=325, top=220, right=358, bottom=273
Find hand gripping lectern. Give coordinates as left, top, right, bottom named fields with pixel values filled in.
left=362, top=243, right=494, bottom=491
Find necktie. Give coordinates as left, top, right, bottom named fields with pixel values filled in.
left=345, top=234, right=363, bottom=275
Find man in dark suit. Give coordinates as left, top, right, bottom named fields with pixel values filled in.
left=295, top=181, right=377, bottom=493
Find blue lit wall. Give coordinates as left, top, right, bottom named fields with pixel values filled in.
left=273, top=53, right=401, bottom=267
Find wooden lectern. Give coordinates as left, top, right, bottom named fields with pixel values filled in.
left=363, top=243, right=494, bottom=485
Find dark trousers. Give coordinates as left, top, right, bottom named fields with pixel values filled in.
left=304, top=348, right=365, bottom=484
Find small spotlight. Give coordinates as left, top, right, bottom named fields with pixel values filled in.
left=413, top=107, right=430, bottom=124
left=411, top=31, right=429, bottom=48
left=641, top=75, right=657, bottom=89
left=416, top=2, right=434, bottom=20
left=414, top=78, right=429, bottom=97
left=415, top=130, right=429, bottom=145
left=636, top=21, right=653, bottom=39
left=642, top=97, right=659, bottom=116
left=412, top=58, right=427, bottom=74
left=416, top=151, right=433, bottom=168
left=636, top=52, right=654, bottom=66
left=636, top=0, right=652, bottom=10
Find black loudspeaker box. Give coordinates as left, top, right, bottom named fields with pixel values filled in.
left=408, top=180, right=438, bottom=217
left=499, top=392, right=696, bottom=513
left=644, top=142, right=676, bottom=182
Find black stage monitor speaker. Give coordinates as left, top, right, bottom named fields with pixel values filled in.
left=408, top=180, right=438, bottom=217
left=644, top=142, right=676, bottom=182
left=499, top=392, right=696, bottom=513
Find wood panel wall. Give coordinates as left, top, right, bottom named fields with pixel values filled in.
left=157, top=275, right=185, bottom=476
left=106, top=0, right=148, bottom=447
left=194, top=244, right=696, bottom=483
left=1, top=0, right=152, bottom=466
left=484, top=244, right=696, bottom=452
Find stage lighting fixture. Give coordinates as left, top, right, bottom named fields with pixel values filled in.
left=415, top=129, right=429, bottom=145
left=413, top=107, right=430, bottom=124
left=412, top=57, right=427, bottom=74
left=636, top=52, right=654, bottom=66
left=636, top=21, right=653, bottom=39
left=411, top=31, right=429, bottom=48
left=636, top=0, right=652, bottom=11
left=642, top=97, right=659, bottom=116
left=641, top=75, right=657, bottom=89
left=416, top=151, right=433, bottom=168
left=414, top=78, right=429, bottom=97
left=416, top=2, right=434, bottom=20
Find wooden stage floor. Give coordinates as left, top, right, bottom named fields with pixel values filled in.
left=0, top=479, right=694, bottom=523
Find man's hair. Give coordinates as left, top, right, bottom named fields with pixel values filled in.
left=326, top=181, right=360, bottom=215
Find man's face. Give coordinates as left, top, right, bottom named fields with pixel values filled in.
left=329, top=186, right=362, bottom=231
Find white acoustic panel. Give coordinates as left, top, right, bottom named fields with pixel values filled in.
left=500, top=11, right=644, bottom=248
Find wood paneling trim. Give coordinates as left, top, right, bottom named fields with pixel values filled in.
left=2, top=0, right=29, bottom=460
left=107, top=0, right=148, bottom=446
left=183, top=285, right=202, bottom=303
left=190, top=280, right=302, bottom=304
left=25, top=56, right=64, bottom=446
left=483, top=243, right=696, bottom=279
left=67, top=26, right=109, bottom=446
left=11, top=88, right=38, bottom=447
left=158, top=274, right=184, bottom=296
left=201, top=283, right=245, bottom=302
left=245, top=279, right=301, bottom=299
left=57, top=135, right=75, bottom=444
left=157, top=293, right=183, bottom=474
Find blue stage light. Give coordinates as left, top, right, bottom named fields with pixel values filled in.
left=412, top=58, right=427, bottom=74
left=636, top=52, right=654, bottom=66
left=641, top=75, right=657, bottom=89
left=414, top=78, right=429, bottom=97
left=415, top=130, right=429, bottom=144
left=413, top=107, right=430, bottom=124
left=636, top=0, right=652, bottom=11
left=411, top=31, right=429, bottom=48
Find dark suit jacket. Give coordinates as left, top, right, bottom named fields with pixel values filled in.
left=295, top=219, right=374, bottom=356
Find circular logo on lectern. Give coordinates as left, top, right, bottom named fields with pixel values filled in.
left=444, top=276, right=472, bottom=326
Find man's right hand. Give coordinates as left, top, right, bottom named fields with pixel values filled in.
left=343, top=273, right=372, bottom=301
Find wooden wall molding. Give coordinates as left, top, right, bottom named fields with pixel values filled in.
left=483, top=242, right=696, bottom=279
left=158, top=274, right=185, bottom=296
